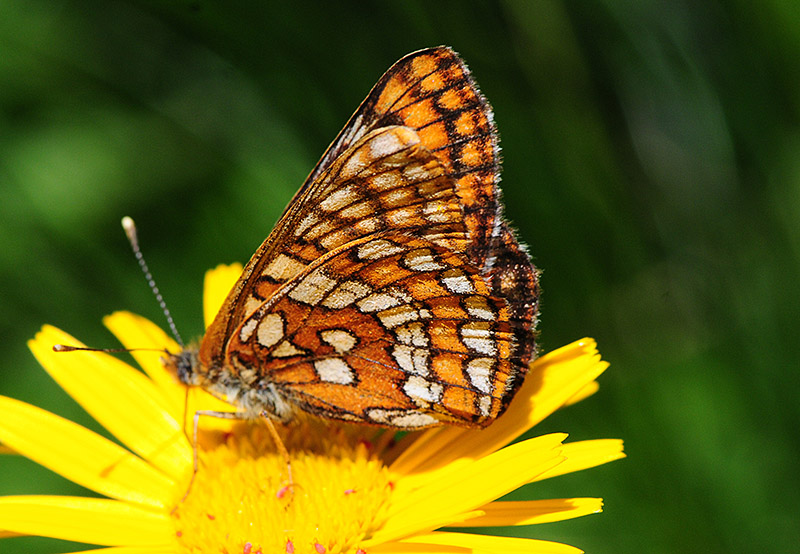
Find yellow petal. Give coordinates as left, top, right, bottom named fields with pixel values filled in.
left=0, top=496, right=176, bottom=547
left=58, top=546, right=179, bottom=554
left=391, top=339, right=607, bottom=476
left=203, top=263, right=243, bottom=329
left=562, top=380, right=599, bottom=406
left=534, top=439, right=625, bottom=482
left=369, top=539, right=468, bottom=553
left=450, top=498, right=603, bottom=526
left=397, top=532, right=584, bottom=554
left=365, top=509, right=484, bottom=550
left=104, top=312, right=236, bottom=431
left=370, top=545, right=467, bottom=553
left=372, top=434, right=566, bottom=545
left=28, top=326, right=191, bottom=483
left=103, top=312, right=183, bottom=407
left=0, top=395, right=176, bottom=509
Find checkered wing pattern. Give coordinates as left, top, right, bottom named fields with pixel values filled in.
left=227, top=232, right=518, bottom=428
left=175, top=47, right=540, bottom=429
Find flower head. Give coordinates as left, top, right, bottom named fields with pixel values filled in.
left=0, top=264, right=624, bottom=553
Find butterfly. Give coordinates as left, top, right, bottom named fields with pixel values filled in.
left=165, top=47, right=540, bottom=430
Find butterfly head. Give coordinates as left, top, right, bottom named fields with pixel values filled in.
left=163, top=346, right=203, bottom=387
left=161, top=343, right=297, bottom=422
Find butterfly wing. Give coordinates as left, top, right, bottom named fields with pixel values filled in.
left=199, top=48, right=540, bottom=422
left=226, top=231, right=521, bottom=428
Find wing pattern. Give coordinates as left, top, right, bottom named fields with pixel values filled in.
left=169, top=47, right=540, bottom=429
left=224, top=232, right=520, bottom=428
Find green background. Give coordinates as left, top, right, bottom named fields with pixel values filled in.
left=2, top=2, right=799, bottom=553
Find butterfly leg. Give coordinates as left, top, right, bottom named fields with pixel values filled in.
left=173, top=409, right=249, bottom=508
left=261, top=412, right=294, bottom=499
left=182, top=410, right=294, bottom=503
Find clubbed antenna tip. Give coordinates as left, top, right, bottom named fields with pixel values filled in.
left=122, top=216, right=185, bottom=348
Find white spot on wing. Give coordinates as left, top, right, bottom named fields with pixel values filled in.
left=321, top=329, right=357, bottom=353
left=395, top=322, right=428, bottom=347
left=264, top=254, right=306, bottom=282
left=392, top=344, right=414, bottom=373
left=403, top=248, right=445, bottom=272
left=381, top=184, right=413, bottom=206
left=391, top=344, right=430, bottom=377
left=465, top=296, right=495, bottom=321
left=256, top=313, right=284, bottom=348
left=423, top=200, right=456, bottom=223
left=243, top=296, right=262, bottom=317
left=322, top=280, right=373, bottom=309
left=441, top=270, right=475, bottom=294
left=340, top=148, right=368, bottom=178
left=340, top=201, right=373, bottom=220
left=366, top=408, right=438, bottom=428
left=272, top=340, right=304, bottom=358
left=412, top=348, right=430, bottom=375
left=466, top=358, right=494, bottom=394
left=368, top=127, right=416, bottom=159
left=370, top=171, right=401, bottom=190
left=478, top=395, right=492, bottom=417
left=391, top=412, right=438, bottom=428
left=294, top=211, right=319, bottom=236
left=358, top=291, right=404, bottom=313
left=353, top=217, right=380, bottom=234
left=239, top=317, right=258, bottom=342
left=319, top=228, right=354, bottom=250
left=320, top=184, right=359, bottom=213
left=288, top=268, right=338, bottom=305
left=386, top=207, right=418, bottom=226
left=460, top=322, right=496, bottom=356
left=402, top=161, right=427, bottom=181
left=357, top=239, right=405, bottom=260
left=304, top=218, right=338, bottom=241
left=378, top=305, right=420, bottom=329
left=403, top=375, right=443, bottom=405
left=314, top=358, right=355, bottom=385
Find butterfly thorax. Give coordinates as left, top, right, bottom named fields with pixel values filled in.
left=163, top=346, right=295, bottom=421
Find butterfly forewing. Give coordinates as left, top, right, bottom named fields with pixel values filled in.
left=309, top=47, right=503, bottom=270
left=173, top=47, right=540, bottom=430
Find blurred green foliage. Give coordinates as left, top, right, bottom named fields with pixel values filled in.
left=1, top=1, right=799, bottom=552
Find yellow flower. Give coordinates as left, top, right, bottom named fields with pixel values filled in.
left=0, top=264, right=624, bottom=554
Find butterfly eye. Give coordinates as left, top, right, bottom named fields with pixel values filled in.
left=164, top=349, right=200, bottom=386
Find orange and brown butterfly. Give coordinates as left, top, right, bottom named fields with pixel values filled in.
left=165, top=46, right=540, bottom=429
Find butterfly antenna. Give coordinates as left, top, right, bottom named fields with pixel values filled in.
left=122, top=216, right=185, bottom=348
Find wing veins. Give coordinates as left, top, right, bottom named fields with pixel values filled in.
left=381, top=63, right=475, bottom=118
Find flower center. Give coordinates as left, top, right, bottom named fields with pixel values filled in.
left=172, top=422, right=392, bottom=554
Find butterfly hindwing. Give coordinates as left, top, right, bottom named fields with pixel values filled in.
left=226, top=232, right=520, bottom=428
